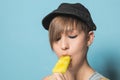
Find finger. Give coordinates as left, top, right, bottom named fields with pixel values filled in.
left=54, top=73, right=66, bottom=80
left=54, top=73, right=63, bottom=80
left=59, top=73, right=66, bottom=80
left=48, top=75, right=57, bottom=80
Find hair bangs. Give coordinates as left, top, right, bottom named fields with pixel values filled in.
left=49, top=15, right=86, bottom=49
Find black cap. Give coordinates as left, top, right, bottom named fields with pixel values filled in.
left=42, top=3, right=96, bottom=31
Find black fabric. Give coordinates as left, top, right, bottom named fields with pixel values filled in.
left=42, top=3, right=96, bottom=31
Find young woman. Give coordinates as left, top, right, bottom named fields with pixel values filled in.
left=42, top=3, right=109, bottom=80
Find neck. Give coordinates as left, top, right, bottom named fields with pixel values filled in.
left=76, top=59, right=95, bottom=80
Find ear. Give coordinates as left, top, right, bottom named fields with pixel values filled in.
left=87, top=31, right=94, bottom=46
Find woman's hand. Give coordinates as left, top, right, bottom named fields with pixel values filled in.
left=43, top=74, right=56, bottom=80
left=43, top=71, right=74, bottom=80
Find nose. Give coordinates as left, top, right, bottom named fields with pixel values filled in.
left=60, top=37, right=69, bottom=51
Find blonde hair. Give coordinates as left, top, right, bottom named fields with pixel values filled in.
left=49, top=15, right=91, bottom=49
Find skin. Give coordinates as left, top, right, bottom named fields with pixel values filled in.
left=43, top=29, right=95, bottom=80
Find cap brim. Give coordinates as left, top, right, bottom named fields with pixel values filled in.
left=42, top=10, right=83, bottom=30
left=42, top=10, right=96, bottom=30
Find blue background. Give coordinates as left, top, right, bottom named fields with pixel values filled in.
left=0, top=0, right=120, bottom=80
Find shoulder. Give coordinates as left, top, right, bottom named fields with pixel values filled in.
left=100, top=77, right=109, bottom=80
left=90, top=72, right=110, bottom=80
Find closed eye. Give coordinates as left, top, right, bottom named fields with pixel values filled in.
left=55, top=36, right=61, bottom=41
left=68, top=35, right=78, bottom=39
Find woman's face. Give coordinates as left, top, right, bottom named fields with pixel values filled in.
left=52, top=28, right=89, bottom=72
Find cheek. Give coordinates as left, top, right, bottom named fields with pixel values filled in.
left=52, top=44, right=61, bottom=57
left=70, top=39, right=87, bottom=54
left=70, top=43, right=87, bottom=60
left=70, top=39, right=88, bottom=65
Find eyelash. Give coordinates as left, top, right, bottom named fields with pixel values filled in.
left=68, top=35, right=78, bottom=39
left=56, top=37, right=61, bottom=41
left=55, top=35, right=78, bottom=41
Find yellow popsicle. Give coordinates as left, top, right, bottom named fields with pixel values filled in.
left=52, top=56, right=71, bottom=74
